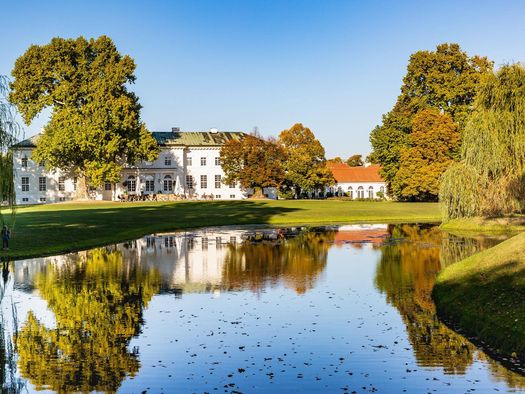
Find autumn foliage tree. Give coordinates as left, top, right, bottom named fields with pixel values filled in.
left=9, top=36, right=159, bottom=198
left=369, top=43, right=493, bottom=200
left=278, top=123, right=333, bottom=198
left=220, top=133, right=285, bottom=197
left=396, top=109, right=460, bottom=201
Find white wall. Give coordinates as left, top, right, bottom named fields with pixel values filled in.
left=13, top=148, right=76, bottom=205
left=185, top=147, right=245, bottom=199
left=12, top=145, right=276, bottom=204
left=327, top=181, right=387, bottom=199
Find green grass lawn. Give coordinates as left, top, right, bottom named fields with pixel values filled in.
left=433, top=231, right=525, bottom=360
left=0, top=200, right=440, bottom=259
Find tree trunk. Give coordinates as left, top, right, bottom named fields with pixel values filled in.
left=75, top=175, right=90, bottom=200
left=251, top=187, right=265, bottom=199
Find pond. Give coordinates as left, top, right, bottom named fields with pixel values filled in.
left=1, top=224, right=524, bottom=393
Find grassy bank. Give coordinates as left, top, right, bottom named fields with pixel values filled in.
left=0, top=200, right=440, bottom=259
left=433, top=231, right=525, bottom=360
left=441, top=216, right=525, bottom=233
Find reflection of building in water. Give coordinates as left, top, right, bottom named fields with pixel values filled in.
left=334, top=224, right=388, bottom=247
left=119, top=228, right=256, bottom=293
left=12, top=226, right=386, bottom=296
left=12, top=254, right=84, bottom=292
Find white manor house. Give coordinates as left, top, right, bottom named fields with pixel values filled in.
left=12, top=128, right=277, bottom=205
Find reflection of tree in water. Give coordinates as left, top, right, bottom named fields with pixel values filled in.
left=223, top=228, right=335, bottom=294
left=375, top=224, right=525, bottom=386
left=15, top=249, right=160, bottom=393
left=1, top=260, right=26, bottom=393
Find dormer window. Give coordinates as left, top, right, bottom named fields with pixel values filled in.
left=164, top=157, right=172, bottom=166
left=21, top=156, right=28, bottom=168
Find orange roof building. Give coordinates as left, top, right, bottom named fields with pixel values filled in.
left=326, top=162, right=387, bottom=199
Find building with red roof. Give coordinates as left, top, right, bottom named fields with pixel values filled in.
left=326, top=162, right=387, bottom=199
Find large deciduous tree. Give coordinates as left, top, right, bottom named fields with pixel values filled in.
left=0, top=76, right=20, bottom=227
left=9, top=36, right=159, bottom=198
left=369, top=43, right=492, bottom=200
left=440, top=64, right=525, bottom=219
left=396, top=109, right=460, bottom=201
left=278, top=123, right=333, bottom=198
left=220, top=133, right=285, bottom=196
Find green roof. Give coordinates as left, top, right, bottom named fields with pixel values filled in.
left=152, top=131, right=246, bottom=146
left=13, top=131, right=246, bottom=149
left=12, top=134, right=40, bottom=148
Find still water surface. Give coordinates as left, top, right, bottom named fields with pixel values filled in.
left=1, top=224, right=525, bottom=393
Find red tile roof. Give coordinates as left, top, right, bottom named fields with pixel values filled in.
left=327, top=163, right=384, bottom=183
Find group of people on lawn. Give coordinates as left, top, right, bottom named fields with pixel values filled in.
left=117, top=192, right=217, bottom=202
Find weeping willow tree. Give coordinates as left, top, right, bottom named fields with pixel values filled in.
left=0, top=75, right=20, bottom=227
left=440, top=64, right=525, bottom=220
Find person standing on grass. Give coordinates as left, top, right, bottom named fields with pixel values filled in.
left=1, top=225, right=10, bottom=250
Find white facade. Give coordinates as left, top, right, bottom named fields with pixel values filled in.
left=328, top=181, right=386, bottom=199
left=12, top=131, right=277, bottom=205
left=12, top=147, right=77, bottom=204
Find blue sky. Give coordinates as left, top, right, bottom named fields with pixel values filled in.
left=2, top=0, right=525, bottom=158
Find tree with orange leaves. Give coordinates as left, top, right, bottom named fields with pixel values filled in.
left=396, top=108, right=460, bottom=201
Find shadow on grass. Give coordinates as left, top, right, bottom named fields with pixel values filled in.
left=433, top=260, right=525, bottom=373
left=1, top=201, right=301, bottom=259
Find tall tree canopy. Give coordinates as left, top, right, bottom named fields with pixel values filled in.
left=9, top=36, right=159, bottom=197
left=396, top=109, right=460, bottom=201
left=440, top=64, right=525, bottom=219
left=346, top=154, right=363, bottom=167
left=0, top=76, right=20, bottom=227
left=369, top=43, right=493, bottom=200
left=220, top=133, right=285, bottom=196
left=278, top=123, right=333, bottom=197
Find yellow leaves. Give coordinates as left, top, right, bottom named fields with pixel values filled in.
left=278, top=123, right=332, bottom=192
left=16, top=248, right=160, bottom=392
left=397, top=109, right=460, bottom=200
left=9, top=36, right=158, bottom=190
left=441, top=63, right=525, bottom=219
